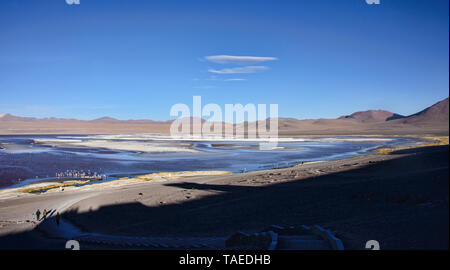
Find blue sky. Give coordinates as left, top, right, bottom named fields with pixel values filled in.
left=0, top=0, right=448, bottom=120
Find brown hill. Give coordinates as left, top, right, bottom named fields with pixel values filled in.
left=90, top=117, right=122, bottom=124
left=0, top=114, right=82, bottom=123
left=90, top=117, right=163, bottom=124
left=397, top=98, right=449, bottom=124
left=0, top=114, right=38, bottom=122
left=338, top=110, right=405, bottom=123
left=277, top=97, right=448, bottom=135
left=0, top=98, right=448, bottom=135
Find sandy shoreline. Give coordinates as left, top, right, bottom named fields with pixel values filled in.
left=0, top=136, right=448, bottom=249
left=0, top=171, right=232, bottom=201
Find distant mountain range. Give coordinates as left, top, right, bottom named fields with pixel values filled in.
left=0, top=97, right=448, bottom=135
left=0, top=114, right=166, bottom=124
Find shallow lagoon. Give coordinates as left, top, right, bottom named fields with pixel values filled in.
left=0, top=134, right=421, bottom=189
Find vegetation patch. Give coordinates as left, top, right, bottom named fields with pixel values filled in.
left=376, top=136, right=449, bottom=155
left=20, top=180, right=90, bottom=194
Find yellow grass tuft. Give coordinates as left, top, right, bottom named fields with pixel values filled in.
left=376, top=136, right=449, bottom=155
left=1, top=170, right=232, bottom=197
left=20, top=180, right=90, bottom=194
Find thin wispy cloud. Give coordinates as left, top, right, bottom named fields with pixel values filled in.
left=208, top=66, right=269, bottom=74
left=205, top=55, right=278, bottom=65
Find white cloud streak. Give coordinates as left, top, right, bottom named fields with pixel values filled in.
left=205, top=55, right=278, bottom=65
left=208, top=66, right=269, bottom=74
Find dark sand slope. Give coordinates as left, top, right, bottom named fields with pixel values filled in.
left=0, top=145, right=448, bottom=250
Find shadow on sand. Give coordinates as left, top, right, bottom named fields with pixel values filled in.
left=0, top=146, right=448, bottom=250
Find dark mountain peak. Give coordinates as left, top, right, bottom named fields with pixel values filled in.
left=400, top=97, right=449, bottom=124
left=339, top=110, right=404, bottom=123
left=386, top=113, right=406, bottom=121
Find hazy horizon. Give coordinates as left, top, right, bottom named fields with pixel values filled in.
left=0, top=96, right=447, bottom=123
